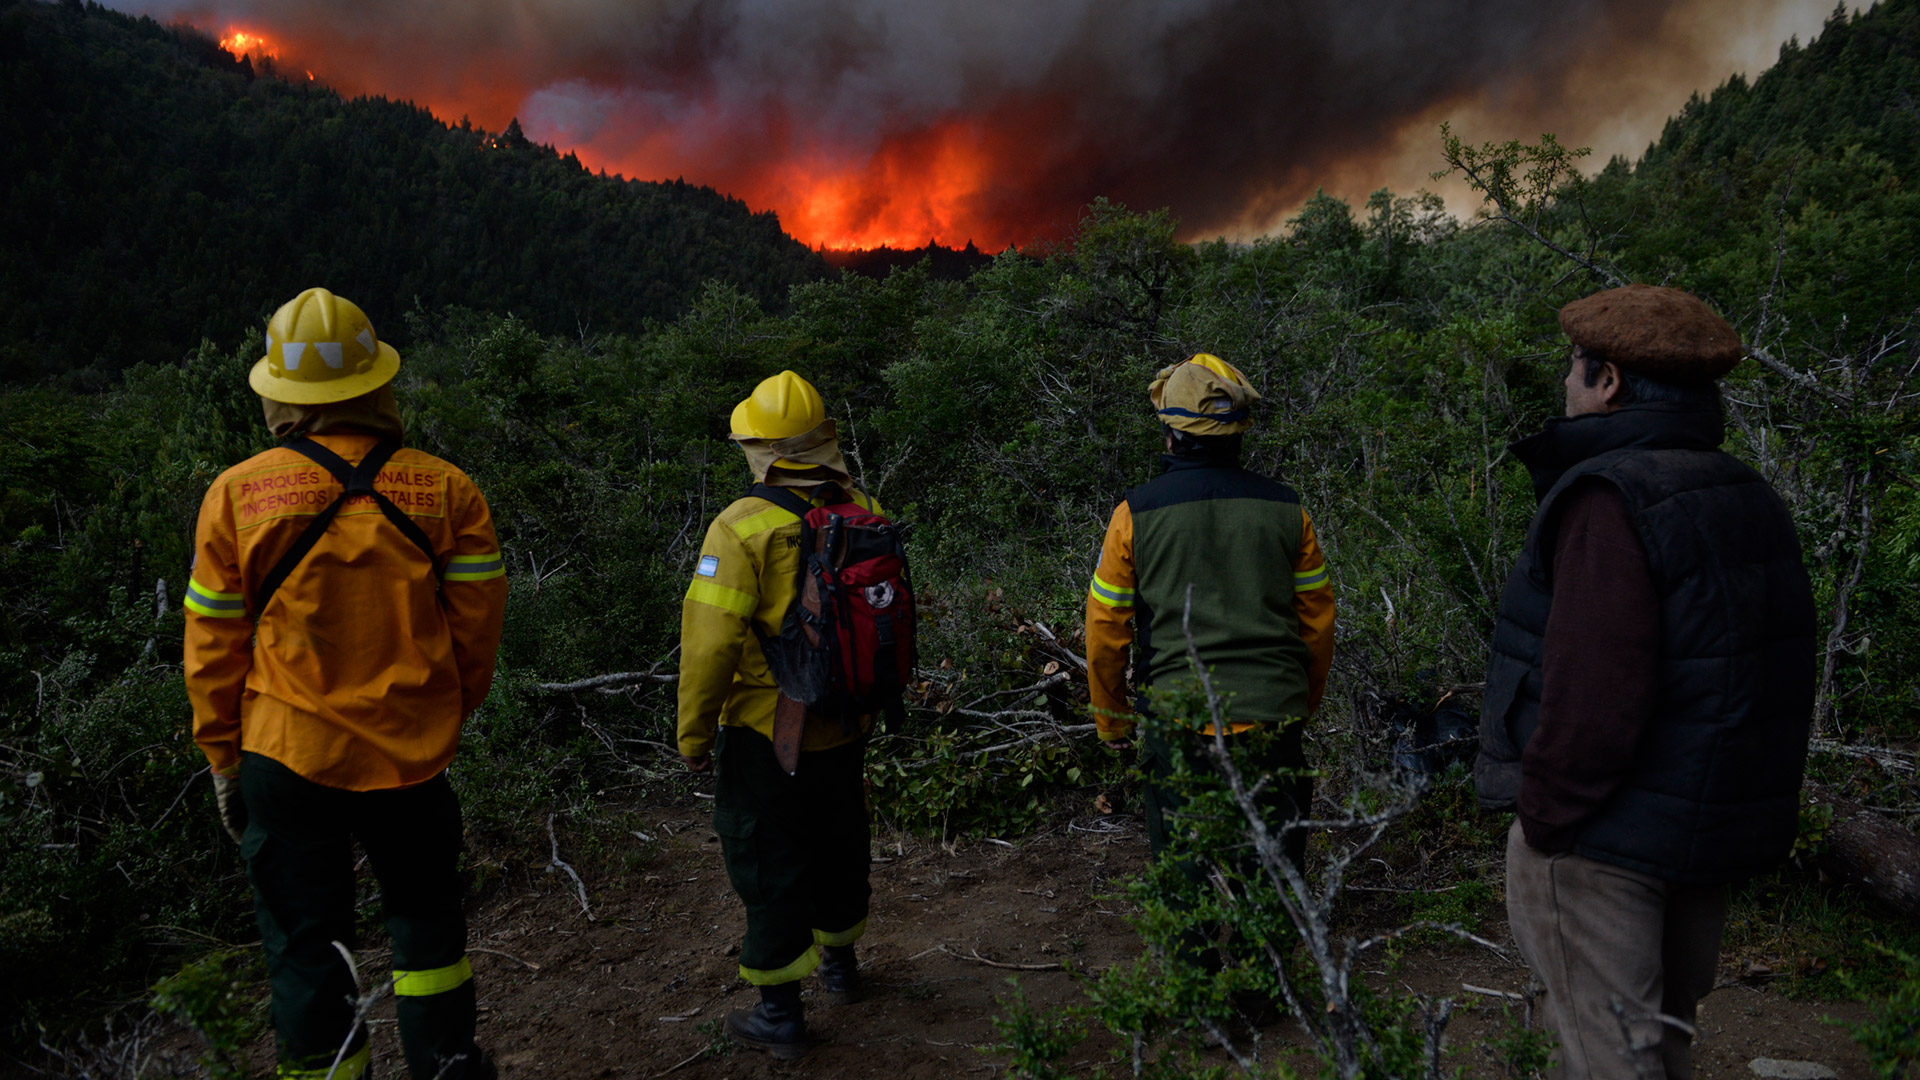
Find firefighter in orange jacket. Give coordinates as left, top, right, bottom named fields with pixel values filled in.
left=1085, top=355, right=1335, bottom=874
left=185, top=289, right=507, bottom=1080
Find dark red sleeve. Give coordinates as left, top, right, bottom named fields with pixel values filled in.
left=1518, top=479, right=1660, bottom=854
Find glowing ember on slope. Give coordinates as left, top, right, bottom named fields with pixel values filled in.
left=217, top=29, right=278, bottom=59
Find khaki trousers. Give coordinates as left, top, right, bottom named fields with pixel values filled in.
left=1505, top=821, right=1729, bottom=1080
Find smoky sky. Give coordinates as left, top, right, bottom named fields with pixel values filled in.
left=106, top=0, right=1838, bottom=248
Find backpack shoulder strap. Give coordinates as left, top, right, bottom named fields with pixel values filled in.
left=748, top=482, right=816, bottom=520
left=252, top=438, right=438, bottom=616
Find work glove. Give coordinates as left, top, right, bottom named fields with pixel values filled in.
left=211, top=773, right=247, bottom=845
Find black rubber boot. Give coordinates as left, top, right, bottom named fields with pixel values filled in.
left=726, top=982, right=808, bottom=1060
left=818, top=945, right=861, bottom=1005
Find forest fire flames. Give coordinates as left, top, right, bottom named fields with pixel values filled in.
left=216, top=29, right=277, bottom=60
left=581, top=113, right=1036, bottom=252
left=157, top=0, right=1817, bottom=254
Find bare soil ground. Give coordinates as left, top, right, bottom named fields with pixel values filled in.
left=211, top=795, right=1875, bottom=1080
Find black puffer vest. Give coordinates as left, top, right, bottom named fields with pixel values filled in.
left=1476, top=403, right=1815, bottom=884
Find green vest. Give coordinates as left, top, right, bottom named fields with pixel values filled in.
left=1129, top=455, right=1312, bottom=724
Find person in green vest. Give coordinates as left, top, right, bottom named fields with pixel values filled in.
left=1083, top=353, right=1336, bottom=953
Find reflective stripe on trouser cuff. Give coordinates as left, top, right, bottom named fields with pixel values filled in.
left=1088, top=573, right=1135, bottom=608
left=445, top=553, right=505, bottom=582
left=813, top=919, right=867, bottom=948
left=739, top=945, right=821, bottom=986
left=392, top=956, right=473, bottom=997
left=1293, top=565, right=1330, bottom=591
left=184, top=577, right=247, bottom=618
left=686, top=579, right=756, bottom=616
left=278, top=1042, right=370, bottom=1079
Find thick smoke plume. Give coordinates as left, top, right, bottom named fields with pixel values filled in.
left=115, top=0, right=1837, bottom=249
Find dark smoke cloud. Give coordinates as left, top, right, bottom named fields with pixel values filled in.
left=107, top=0, right=1835, bottom=247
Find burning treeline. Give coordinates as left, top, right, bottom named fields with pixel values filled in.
left=144, top=0, right=1819, bottom=249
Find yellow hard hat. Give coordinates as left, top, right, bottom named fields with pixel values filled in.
left=730, top=370, right=826, bottom=440
left=1150, top=353, right=1260, bottom=436
left=1184, top=353, right=1248, bottom=387
left=249, top=288, right=401, bottom=404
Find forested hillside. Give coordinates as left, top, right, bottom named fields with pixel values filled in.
left=4, top=0, right=1919, bottom=1071
left=0, top=0, right=827, bottom=382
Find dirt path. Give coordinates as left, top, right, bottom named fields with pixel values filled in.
left=256, top=799, right=1873, bottom=1079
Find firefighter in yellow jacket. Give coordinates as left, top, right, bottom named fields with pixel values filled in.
left=1085, top=355, right=1335, bottom=874
left=678, top=370, right=878, bottom=1059
left=185, top=289, right=507, bottom=1080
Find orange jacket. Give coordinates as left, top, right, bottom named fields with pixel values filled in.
left=184, top=433, right=508, bottom=791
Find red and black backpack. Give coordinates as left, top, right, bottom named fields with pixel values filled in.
left=749, top=483, right=916, bottom=730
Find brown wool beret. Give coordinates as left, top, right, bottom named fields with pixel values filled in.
left=1558, top=284, right=1744, bottom=383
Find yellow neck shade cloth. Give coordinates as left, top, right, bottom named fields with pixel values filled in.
left=261, top=384, right=407, bottom=442
left=731, top=418, right=855, bottom=490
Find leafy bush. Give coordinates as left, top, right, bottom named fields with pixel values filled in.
left=150, top=947, right=267, bottom=1080
left=1848, top=946, right=1920, bottom=1080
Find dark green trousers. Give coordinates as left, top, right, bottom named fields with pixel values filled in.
left=1142, top=722, right=1312, bottom=969
left=239, top=752, right=481, bottom=1079
left=713, top=727, right=871, bottom=984
left=1142, top=721, right=1311, bottom=870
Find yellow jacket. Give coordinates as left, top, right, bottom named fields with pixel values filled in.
left=184, top=433, right=508, bottom=790
left=677, top=488, right=880, bottom=759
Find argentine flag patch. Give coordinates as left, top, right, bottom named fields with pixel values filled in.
left=696, top=555, right=719, bottom=578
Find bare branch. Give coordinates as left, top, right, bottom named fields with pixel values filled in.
left=546, top=813, right=596, bottom=921
left=538, top=671, right=677, bottom=692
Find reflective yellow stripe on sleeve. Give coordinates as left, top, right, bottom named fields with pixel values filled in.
left=1088, top=572, right=1135, bottom=609
left=444, top=553, right=506, bottom=582
left=392, top=956, right=473, bottom=997
left=183, top=578, right=247, bottom=618
left=277, top=1042, right=370, bottom=1079
left=686, top=579, right=756, bottom=616
left=1293, top=563, right=1330, bottom=592
left=731, top=505, right=801, bottom=540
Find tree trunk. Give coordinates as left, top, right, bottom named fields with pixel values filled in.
left=1807, top=783, right=1920, bottom=920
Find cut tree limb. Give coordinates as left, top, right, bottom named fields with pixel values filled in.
left=538, top=671, right=677, bottom=692
left=1806, top=782, right=1920, bottom=919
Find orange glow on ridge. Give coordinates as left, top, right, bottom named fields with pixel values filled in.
left=191, top=20, right=1063, bottom=251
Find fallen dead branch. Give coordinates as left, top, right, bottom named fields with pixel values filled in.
left=538, top=671, right=677, bottom=693
left=1807, top=782, right=1920, bottom=919
left=546, top=814, right=596, bottom=921
left=467, top=947, right=540, bottom=971
left=1809, top=738, right=1918, bottom=774
left=938, top=945, right=1061, bottom=971
left=1461, top=984, right=1526, bottom=1001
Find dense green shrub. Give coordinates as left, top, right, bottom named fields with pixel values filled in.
left=7, top=0, right=1920, bottom=1052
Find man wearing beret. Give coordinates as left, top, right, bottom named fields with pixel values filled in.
left=1477, top=285, right=1815, bottom=1080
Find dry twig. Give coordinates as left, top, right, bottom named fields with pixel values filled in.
left=546, top=813, right=595, bottom=921
left=937, top=945, right=1062, bottom=971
